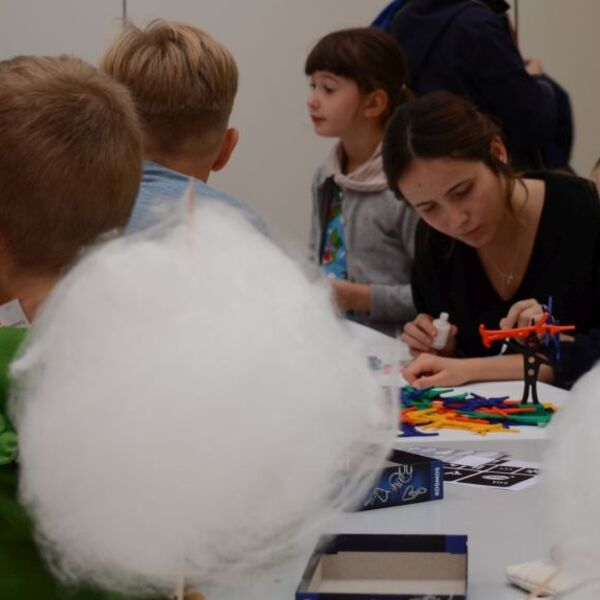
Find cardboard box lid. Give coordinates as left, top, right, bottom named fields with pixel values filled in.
left=297, top=534, right=468, bottom=598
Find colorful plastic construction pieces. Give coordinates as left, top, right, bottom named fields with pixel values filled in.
left=398, top=386, right=556, bottom=437
left=398, top=422, right=439, bottom=438
left=479, top=310, right=575, bottom=404
left=479, top=312, right=574, bottom=350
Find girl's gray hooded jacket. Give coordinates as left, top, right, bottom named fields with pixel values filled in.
left=310, top=142, right=418, bottom=337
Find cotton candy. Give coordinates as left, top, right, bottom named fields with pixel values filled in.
left=543, top=365, right=600, bottom=592
left=12, top=196, right=394, bottom=596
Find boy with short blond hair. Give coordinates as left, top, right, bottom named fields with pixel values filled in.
left=0, top=54, right=143, bottom=599
left=100, top=20, right=266, bottom=233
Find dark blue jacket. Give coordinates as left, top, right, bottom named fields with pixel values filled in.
left=387, top=0, right=558, bottom=170
left=372, top=0, right=405, bottom=29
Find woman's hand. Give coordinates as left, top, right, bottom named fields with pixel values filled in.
left=499, top=298, right=544, bottom=329
left=500, top=298, right=574, bottom=342
left=402, top=353, right=475, bottom=388
left=524, top=57, right=544, bottom=76
left=404, top=353, right=545, bottom=388
left=401, top=313, right=458, bottom=356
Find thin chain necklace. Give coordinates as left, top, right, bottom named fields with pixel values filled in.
left=488, top=227, right=525, bottom=289
left=487, top=182, right=530, bottom=290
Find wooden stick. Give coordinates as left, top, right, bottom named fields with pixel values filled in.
left=184, top=177, right=197, bottom=250
left=526, top=567, right=558, bottom=599
left=175, top=571, right=185, bottom=600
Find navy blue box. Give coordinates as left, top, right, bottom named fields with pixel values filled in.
left=360, top=449, right=444, bottom=510
left=296, top=534, right=468, bottom=599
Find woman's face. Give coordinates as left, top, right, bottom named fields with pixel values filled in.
left=397, top=156, right=508, bottom=248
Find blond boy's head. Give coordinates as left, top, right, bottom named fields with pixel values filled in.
left=100, top=20, right=239, bottom=164
left=0, top=55, right=142, bottom=277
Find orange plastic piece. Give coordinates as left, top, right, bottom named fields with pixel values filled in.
left=479, top=312, right=575, bottom=349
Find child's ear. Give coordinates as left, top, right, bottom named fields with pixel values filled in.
left=211, top=128, right=239, bottom=172
left=363, top=89, right=389, bottom=120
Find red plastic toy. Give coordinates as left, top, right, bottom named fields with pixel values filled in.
left=479, top=313, right=575, bottom=404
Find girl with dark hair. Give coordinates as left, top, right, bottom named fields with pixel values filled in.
left=382, top=91, right=600, bottom=387
left=305, top=27, right=419, bottom=337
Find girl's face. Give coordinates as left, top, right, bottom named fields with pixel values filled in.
left=397, top=156, right=508, bottom=248
left=307, top=71, right=365, bottom=138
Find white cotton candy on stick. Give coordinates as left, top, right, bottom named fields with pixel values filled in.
left=542, top=365, right=600, bottom=589
left=12, top=197, right=394, bottom=597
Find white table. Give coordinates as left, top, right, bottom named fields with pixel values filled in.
left=215, top=326, right=569, bottom=599
left=372, top=380, right=565, bottom=599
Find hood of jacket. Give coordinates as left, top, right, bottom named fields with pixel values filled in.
left=389, top=0, right=499, bottom=86
left=324, top=142, right=388, bottom=193
left=374, top=0, right=507, bottom=31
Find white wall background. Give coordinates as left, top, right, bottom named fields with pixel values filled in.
left=517, top=0, right=600, bottom=177
left=0, top=1, right=598, bottom=245
left=0, top=1, right=123, bottom=61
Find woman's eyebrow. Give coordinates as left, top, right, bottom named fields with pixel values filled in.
left=413, top=178, right=472, bottom=207
left=446, top=178, right=471, bottom=195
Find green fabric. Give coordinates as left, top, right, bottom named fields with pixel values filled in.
left=0, top=328, right=140, bottom=600
left=0, top=328, right=26, bottom=455
left=0, top=328, right=28, bottom=542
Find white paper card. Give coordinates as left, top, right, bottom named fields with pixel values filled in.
left=0, top=299, right=29, bottom=328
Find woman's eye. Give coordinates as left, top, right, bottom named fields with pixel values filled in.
left=421, top=204, right=436, bottom=214
left=454, top=185, right=472, bottom=198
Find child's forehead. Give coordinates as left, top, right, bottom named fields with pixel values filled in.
left=310, top=70, right=353, bottom=84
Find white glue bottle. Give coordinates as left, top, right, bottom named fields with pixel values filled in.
left=431, top=312, right=451, bottom=350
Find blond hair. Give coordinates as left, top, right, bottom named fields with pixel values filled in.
left=100, top=20, right=238, bottom=158
left=0, top=55, right=142, bottom=275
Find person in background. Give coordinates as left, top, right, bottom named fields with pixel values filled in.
left=100, top=20, right=266, bottom=235
left=305, top=27, right=419, bottom=337
left=592, top=157, right=600, bottom=194
left=382, top=91, right=600, bottom=386
left=372, top=0, right=406, bottom=30
left=0, top=55, right=144, bottom=599
left=381, top=0, right=567, bottom=171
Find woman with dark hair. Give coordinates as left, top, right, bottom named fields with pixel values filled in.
left=382, top=91, right=600, bottom=387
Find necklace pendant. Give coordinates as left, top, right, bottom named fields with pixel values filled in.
left=505, top=274, right=514, bottom=285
